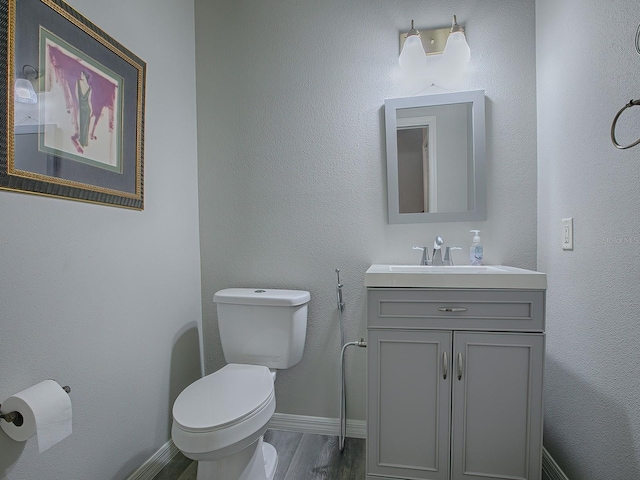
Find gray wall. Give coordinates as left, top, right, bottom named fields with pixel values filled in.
left=0, top=1, right=202, bottom=478
left=537, top=0, right=640, bottom=478
left=432, top=103, right=470, bottom=213
left=397, top=128, right=426, bottom=214
left=396, top=103, right=471, bottom=214
left=195, top=0, right=537, bottom=421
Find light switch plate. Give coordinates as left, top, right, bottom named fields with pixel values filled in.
left=562, top=218, right=573, bottom=250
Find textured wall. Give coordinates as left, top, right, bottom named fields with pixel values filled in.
left=0, top=1, right=202, bottom=478
left=195, top=0, right=537, bottom=421
left=537, top=1, right=640, bottom=478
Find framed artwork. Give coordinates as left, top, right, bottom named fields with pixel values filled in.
left=1, top=0, right=146, bottom=209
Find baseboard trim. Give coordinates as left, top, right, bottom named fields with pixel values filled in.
left=126, top=415, right=365, bottom=479
left=127, top=421, right=565, bottom=480
left=542, top=446, right=569, bottom=480
left=126, top=439, right=180, bottom=480
left=268, top=413, right=367, bottom=439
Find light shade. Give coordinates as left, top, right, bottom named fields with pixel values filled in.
left=399, top=22, right=426, bottom=72
left=443, top=30, right=471, bottom=64
left=15, top=78, right=37, bottom=104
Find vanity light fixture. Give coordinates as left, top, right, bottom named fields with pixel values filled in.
left=398, top=20, right=427, bottom=71
left=14, top=65, right=39, bottom=105
left=399, top=15, right=470, bottom=71
left=443, top=16, right=471, bottom=65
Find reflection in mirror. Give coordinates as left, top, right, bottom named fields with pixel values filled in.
left=385, top=90, right=486, bottom=223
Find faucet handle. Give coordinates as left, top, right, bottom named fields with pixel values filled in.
left=413, top=246, right=430, bottom=265
left=443, top=246, right=462, bottom=266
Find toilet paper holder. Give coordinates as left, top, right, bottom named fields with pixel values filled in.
left=0, top=384, right=70, bottom=426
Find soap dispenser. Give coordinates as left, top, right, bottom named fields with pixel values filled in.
left=470, top=230, right=483, bottom=266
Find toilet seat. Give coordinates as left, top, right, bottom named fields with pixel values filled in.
left=172, top=364, right=276, bottom=460
left=173, top=364, right=274, bottom=433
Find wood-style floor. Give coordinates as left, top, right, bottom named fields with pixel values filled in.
left=153, top=430, right=366, bottom=480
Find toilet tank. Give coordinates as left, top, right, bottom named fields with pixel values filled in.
left=214, top=288, right=310, bottom=369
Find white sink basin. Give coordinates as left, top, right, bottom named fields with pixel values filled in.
left=386, top=265, right=509, bottom=274
left=365, top=264, right=546, bottom=289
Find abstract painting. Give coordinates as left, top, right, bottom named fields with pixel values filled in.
left=1, top=0, right=146, bottom=209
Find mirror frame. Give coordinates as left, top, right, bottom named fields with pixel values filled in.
left=384, top=90, right=487, bottom=224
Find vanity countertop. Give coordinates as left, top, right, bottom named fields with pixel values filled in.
left=365, top=264, right=547, bottom=289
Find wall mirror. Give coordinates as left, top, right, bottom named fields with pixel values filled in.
left=384, top=90, right=486, bottom=223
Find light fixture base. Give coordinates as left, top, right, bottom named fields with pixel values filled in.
left=400, top=26, right=451, bottom=56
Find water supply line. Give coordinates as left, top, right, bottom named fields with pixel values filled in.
left=335, top=269, right=367, bottom=452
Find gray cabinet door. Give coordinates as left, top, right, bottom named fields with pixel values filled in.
left=451, top=332, right=544, bottom=480
left=367, top=329, right=452, bottom=480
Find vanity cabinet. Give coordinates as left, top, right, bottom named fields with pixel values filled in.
left=366, top=288, right=545, bottom=480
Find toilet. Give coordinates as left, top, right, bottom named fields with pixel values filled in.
left=171, top=288, right=310, bottom=480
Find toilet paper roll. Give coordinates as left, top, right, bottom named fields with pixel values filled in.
left=0, top=380, right=72, bottom=453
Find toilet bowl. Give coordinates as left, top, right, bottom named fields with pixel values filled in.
left=171, top=288, right=310, bottom=480
left=172, top=364, right=277, bottom=480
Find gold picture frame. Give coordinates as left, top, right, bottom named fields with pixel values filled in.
left=1, top=0, right=146, bottom=209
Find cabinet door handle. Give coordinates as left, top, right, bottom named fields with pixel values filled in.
left=438, top=307, right=468, bottom=313
left=457, top=353, right=463, bottom=381
left=442, top=351, right=448, bottom=380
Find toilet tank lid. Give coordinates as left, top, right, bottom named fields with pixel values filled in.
left=214, top=288, right=311, bottom=306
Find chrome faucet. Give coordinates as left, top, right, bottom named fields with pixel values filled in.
left=413, top=246, right=431, bottom=265
left=431, top=236, right=444, bottom=266
left=415, top=237, right=462, bottom=266
left=414, top=236, right=447, bottom=266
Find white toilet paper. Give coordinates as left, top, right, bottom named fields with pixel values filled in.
left=0, top=380, right=72, bottom=453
